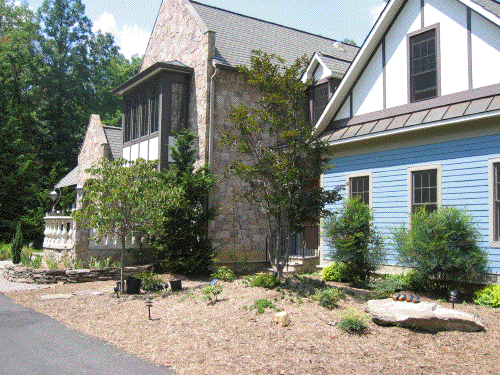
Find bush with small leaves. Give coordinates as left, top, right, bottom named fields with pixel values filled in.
left=338, top=308, right=369, bottom=333
left=321, top=262, right=350, bottom=282
left=210, top=266, right=236, bottom=282
left=250, top=273, right=280, bottom=289
left=474, top=285, right=500, bottom=308
left=135, top=271, right=165, bottom=292
left=202, top=284, right=224, bottom=304
left=251, top=298, right=281, bottom=314
left=11, top=222, right=23, bottom=264
left=312, top=288, right=345, bottom=309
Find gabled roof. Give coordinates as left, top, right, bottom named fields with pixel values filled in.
left=55, top=167, right=78, bottom=189
left=313, top=0, right=500, bottom=138
left=189, top=1, right=359, bottom=72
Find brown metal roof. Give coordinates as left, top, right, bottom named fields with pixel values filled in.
left=321, top=85, right=500, bottom=144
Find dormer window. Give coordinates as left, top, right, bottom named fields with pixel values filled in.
left=409, top=27, right=439, bottom=102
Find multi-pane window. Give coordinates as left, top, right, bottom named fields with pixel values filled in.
left=412, top=169, right=438, bottom=213
left=123, top=85, right=160, bottom=143
left=171, top=82, right=187, bottom=134
left=310, top=82, right=329, bottom=125
left=410, top=29, right=437, bottom=102
left=493, top=163, right=500, bottom=241
left=349, top=176, right=370, bottom=205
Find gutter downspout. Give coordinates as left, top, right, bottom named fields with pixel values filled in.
left=208, top=59, right=219, bottom=169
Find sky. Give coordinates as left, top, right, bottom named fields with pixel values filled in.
left=25, top=0, right=387, bottom=60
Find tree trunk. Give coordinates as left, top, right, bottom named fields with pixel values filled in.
left=120, top=236, right=125, bottom=294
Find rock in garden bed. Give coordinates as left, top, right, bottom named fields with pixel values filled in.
left=365, top=299, right=485, bottom=332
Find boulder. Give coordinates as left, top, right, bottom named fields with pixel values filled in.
left=274, top=311, right=291, bottom=327
left=366, top=299, right=484, bottom=332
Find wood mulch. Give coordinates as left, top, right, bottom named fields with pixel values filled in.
left=5, top=274, right=500, bottom=375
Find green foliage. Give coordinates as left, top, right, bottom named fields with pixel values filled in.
left=211, top=266, right=236, bottom=282
left=135, top=271, right=165, bottom=292
left=250, top=273, right=280, bottom=289
left=21, top=249, right=42, bottom=269
left=221, top=50, right=342, bottom=278
left=321, top=262, right=350, bottom=282
left=0, top=242, right=12, bottom=260
left=45, top=257, right=59, bottom=270
left=73, top=158, right=181, bottom=287
left=324, top=197, right=385, bottom=284
left=393, top=207, right=488, bottom=286
left=474, top=285, right=500, bottom=308
left=11, top=222, right=23, bottom=264
left=251, top=299, right=281, bottom=314
left=311, top=288, right=345, bottom=309
left=337, top=309, right=369, bottom=333
left=156, top=129, right=217, bottom=275
left=201, top=284, right=224, bottom=304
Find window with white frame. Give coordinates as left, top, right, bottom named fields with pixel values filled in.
left=347, top=172, right=372, bottom=207
left=489, top=158, right=500, bottom=246
left=408, top=165, right=441, bottom=214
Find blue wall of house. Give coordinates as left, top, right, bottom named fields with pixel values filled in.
left=323, top=133, right=500, bottom=274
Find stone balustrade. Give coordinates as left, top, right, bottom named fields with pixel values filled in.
left=43, top=214, right=74, bottom=251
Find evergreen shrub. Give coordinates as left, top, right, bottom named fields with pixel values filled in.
left=11, top=222, right=23, bottom=264
left=321, top=262, right=350, bottom=282
left=473, top=285, right=500, bottom=308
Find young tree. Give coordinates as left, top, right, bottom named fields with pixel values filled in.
left=221, top=51, right=342, bottom=279
left=73, top=158, right=181, bottom=289
left=155, top=129, right=217, bottom=275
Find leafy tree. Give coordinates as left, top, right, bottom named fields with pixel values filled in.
left=221, top=50, right=342, bottom=279
left=73, top=158, right=181, bottom=289
left=341, top=38, right=357, bottom=46
left=155, top=129, right=217, bottom=275
left=393, top=206, right=488, bottom=288
left=323, top=197, right=385, bottom=285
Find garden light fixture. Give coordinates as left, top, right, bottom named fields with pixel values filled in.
left=49, top=188, right=60, bottom=212
left=450, top=290, right=458, bottom=309
left=145, top=297, right=153, bottom=320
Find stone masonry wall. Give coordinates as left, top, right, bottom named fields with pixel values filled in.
left=141, top=0, right=213, bottom=166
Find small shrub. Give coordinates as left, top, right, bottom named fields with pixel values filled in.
left=21, top=250, right=42, bottom=269
left=0, top=242, right=12, bottom=261
left=251, top=298, right=280, bottom=314
left=178, top=291, right=195, bottom=302
left=45, top=257, right=59, bottom=270
left=393, top=207, right=488, bottom=287
left=321, top=262, right=350, bottom=282
left=135, top=271, right=165, bottom=292
left=474, top=285, right=500, bottom=308
left=211, top=266, right=236, bottom=282
left=338, top=308, right=369, bottom=333
left=250, top=273, right=280, bottom=289
left=312, top=288, right=345, bottom=309
left=324, top=197, right=385, bottom=285
left=202, top=284, right=224, bottom=304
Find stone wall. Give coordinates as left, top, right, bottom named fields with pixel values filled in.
left=3, top=264, right=151, bottom=284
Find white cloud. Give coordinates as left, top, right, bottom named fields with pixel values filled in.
left=93, top=13, right=150, bottom=60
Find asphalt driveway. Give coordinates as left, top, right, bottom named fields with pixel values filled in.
left=0, top=294, right=176, bottom=375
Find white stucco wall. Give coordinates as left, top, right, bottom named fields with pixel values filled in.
left=139, top=139, right=149, bottom=160
left=335, top=94, right=351, bottom=121
left=352, top=45, right=384, bottom=116
left=471, top=11, right=500, bottom=89
left=130, top=143, right=139, bottom=162
left=149, top=137, right=159, bottom=160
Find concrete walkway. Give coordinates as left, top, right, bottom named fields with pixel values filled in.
left=0, top=260, right=53, bottom=293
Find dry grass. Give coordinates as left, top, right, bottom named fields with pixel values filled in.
left=5, top=274, right=500, bottom=375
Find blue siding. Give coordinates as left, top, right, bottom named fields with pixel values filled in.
left=323, top=133, right=500, bottom=274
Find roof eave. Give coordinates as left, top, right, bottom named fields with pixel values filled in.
left=112, top=62, right=194, bottom=96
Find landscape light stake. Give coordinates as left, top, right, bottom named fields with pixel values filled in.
left=450, top=290, right=458, bottom=309
left=114, top=282, right=121, bottom=298
left=145, top=297, right=153, bottom=320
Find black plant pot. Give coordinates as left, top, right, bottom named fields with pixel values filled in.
left=126, top=276, right=142, bottom=294
left=170, top=279, right=182, bottom=292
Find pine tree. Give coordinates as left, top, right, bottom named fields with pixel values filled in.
left=11, top=221, right=23, bottom=264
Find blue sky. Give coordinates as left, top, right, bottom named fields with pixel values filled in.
left=26, top=0, right=386, bottom=59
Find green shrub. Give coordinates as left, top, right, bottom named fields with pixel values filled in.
left=0, top=242, right=12, bottom=261
left=45, top=257, right=59, bottom=270
left=201, top=284, right=223, bottom=304
left=393, top=207, right=488, bottom=286
left=337, top=308, right=369, bottom=333
left=251, top=298, right=280, bottom=314
left=474, top=285, right=500, bottom=308
left=321, top=262, right=350, bottom=282
left=211, top=266, right=236, bottom=282
left=135, top=271, right=165, bottom=292
left=312, top=287, right=345, bottom=309
left=21, top=249, right=42, bottom=269
left=250, top=273, right=280, bottom=289
left=324, top=198, right=385, bottom=285
left=11, top=222, right=23, bottom=264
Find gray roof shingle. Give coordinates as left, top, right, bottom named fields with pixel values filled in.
left=471, top=0, right=500, bottom=18
left=190, top=1, right=359, bottom=73
left=103, top=126, right=123, bottom=161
